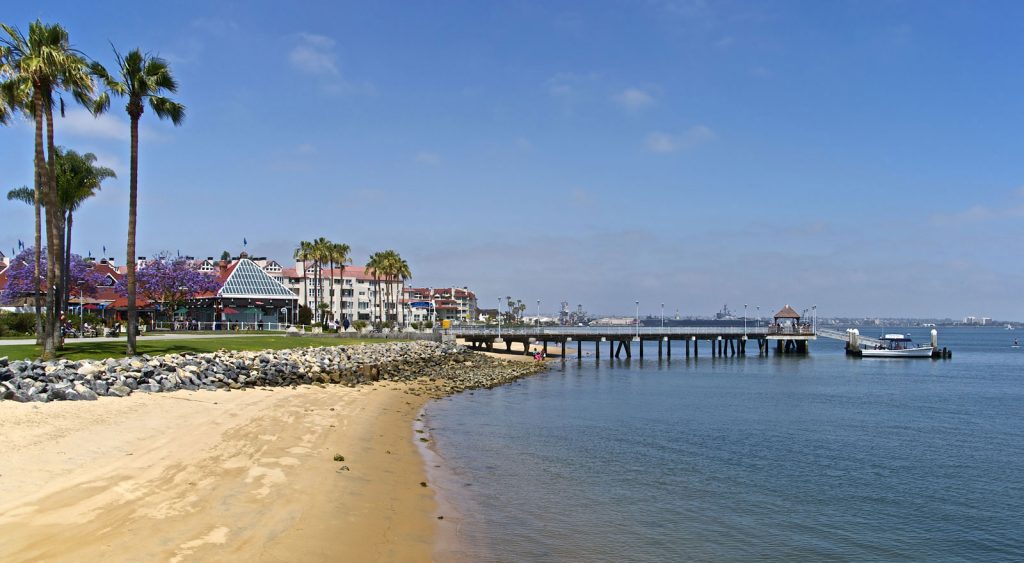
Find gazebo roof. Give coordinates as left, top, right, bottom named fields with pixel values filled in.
left=774, top=305, right=801, bottom=319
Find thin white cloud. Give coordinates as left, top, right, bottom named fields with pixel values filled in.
left=546, top=71, right=601, bottom=98
left=56, top=108, right=165, bottom=142
left=931, top=203, right=1024, bottom=225
left=60, top=108, right=128, bottom=140
left=190, top=17, right=239, bottom=34
left=645, top=125, right=716, bottom=153
left=289, top=33, right=339, bottom=76
left=613, top=88, right=655, bottom=111
left=414, top=152, right=441, bottom=165
left=750, top=66, right=773, bottom=79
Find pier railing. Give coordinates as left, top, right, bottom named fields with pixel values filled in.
left=454, top=326, right=778, bottom=337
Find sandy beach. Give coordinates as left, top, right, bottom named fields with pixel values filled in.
left=0, top=383, right=438, bottom=562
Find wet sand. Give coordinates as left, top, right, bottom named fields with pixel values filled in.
left=0, top=383, right=437, bottom=562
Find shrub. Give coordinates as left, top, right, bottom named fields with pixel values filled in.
left=352, top=320, right=368, bottom=332
left=298, top=305, right=313, bottom=325
left=0, top=312, right=36, bottom=336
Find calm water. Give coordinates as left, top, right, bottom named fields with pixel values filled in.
left=425, top=327, right=1024, bottom=561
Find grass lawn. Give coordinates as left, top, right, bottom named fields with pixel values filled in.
left=0, top=335, right=396, bottom=362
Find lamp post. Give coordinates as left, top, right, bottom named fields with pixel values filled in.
left=756, top=305, right=760, bottom=329
left=635, top=300, right=640, bottom=338
left=497, top=296, right=502, bottom=339
left=537, top=299, right=541, bottom=327
left=78, top=281, right=85, bottom=333
left=813, top=305, right=817, bottom=333
left=661, top=303, right=665, bottom=328
left=744, top=303, right=748, bottom=337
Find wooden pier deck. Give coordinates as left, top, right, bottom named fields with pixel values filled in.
left=453, top=326, right=817, bottom=359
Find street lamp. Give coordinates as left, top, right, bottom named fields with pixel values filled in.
left=537, top=299, right=541, bottom=327
left=813, top=305, right=817, bottom=333
left=744, top=303, right=748, bottom=337
left=756, top=305, right=760, bottom=329
left=661, top=303, right=665, bottom=328
left=77, top=280, right=85, bottom=333
left=635, top=300, right=640, bottom=338
left=497, top=296, right=502, bottom=339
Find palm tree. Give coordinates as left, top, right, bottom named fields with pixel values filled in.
left=309, top=237, right=332, bottom=323
left=1, top=21, right=97, bottom=358
left=92, top=48, right=184, bottom=355
left=56, top=148, right=114, bottom=315
left=366, top=252, right=386, bottom=327
left=330, top=242, right=352, bottom=324
left=388, top=252, right=411, bottom=327
left=293, top=240, right=314, bottom=324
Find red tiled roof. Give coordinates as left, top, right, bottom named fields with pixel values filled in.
left=109, top=296, right=155, bottom=309
left=280, top=265, right=385, bottom=282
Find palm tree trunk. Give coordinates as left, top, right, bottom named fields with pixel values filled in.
left=42, top=94, right=63, bottom=359
left=63, top=211, right=72, bottom=327
left=32, top=138, right=43, bottom=345
left=126, top=112, right=140, bottom=356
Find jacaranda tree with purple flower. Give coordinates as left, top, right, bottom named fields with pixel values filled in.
left=1, top=247, right=106, bottom=305
left=113, top=253, right=219, bottom=320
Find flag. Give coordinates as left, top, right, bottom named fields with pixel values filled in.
left=102, top=245, right=106, bottom=256
left=18, top=239, right=23, bottom=250
left=243, top=238, right=248, bottom=247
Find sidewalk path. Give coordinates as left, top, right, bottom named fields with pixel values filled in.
left=0, top=333, right=280, bottom=347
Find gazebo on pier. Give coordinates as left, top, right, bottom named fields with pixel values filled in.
left=768, top=304, right=815, bottom=353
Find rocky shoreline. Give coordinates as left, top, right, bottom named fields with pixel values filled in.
left=0, top=341, right=548, bottom=403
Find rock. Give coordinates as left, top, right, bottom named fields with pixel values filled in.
left=109, top=385, right=132, bottom=398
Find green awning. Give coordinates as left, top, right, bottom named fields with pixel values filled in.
left=174, top=307, right=189, bottom=314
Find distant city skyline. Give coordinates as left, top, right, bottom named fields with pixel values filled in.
left=3, top=1, right=1023, bottom=320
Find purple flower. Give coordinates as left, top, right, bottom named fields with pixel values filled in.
left=1, top=247, right=107, bottom=305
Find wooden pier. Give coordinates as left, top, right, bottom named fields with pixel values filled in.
left=453, top=326, right=817, bottom=360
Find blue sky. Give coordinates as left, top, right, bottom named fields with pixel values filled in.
left=2, top=0, right=1023, bottom=320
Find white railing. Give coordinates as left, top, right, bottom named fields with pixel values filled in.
left=151, top=321, right=292, bottom=332
left=454, top=326, right=775, bottom=337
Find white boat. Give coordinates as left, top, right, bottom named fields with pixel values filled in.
left=859, top=334, right=935, bottom=358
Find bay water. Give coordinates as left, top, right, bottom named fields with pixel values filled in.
left=425, top=327, right=1023, bottom=561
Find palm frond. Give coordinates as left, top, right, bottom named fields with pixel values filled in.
left=6, top=186, right=34, bottom=205
left=149, top=95, right=184, bottom=125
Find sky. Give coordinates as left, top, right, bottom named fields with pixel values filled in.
left=2, top=0, right=1023, bottom=320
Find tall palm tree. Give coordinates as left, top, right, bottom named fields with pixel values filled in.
left=1, top=21, right=96, bottom=358
left=387, top=252, right=411, bottom=327
left=92, top=48, right=184, bottom=355
left=309, top=237, right=332, bottom=323
left=366, top=252, right=386, bottom=327
left=330, top=242, right=351, bottom=323
left=293, top=240, right=314, bottom=324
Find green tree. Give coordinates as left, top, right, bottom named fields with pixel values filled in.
left=1, top=21, right=97, bottom=358
left=92, top=48, right=185, bottom=356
